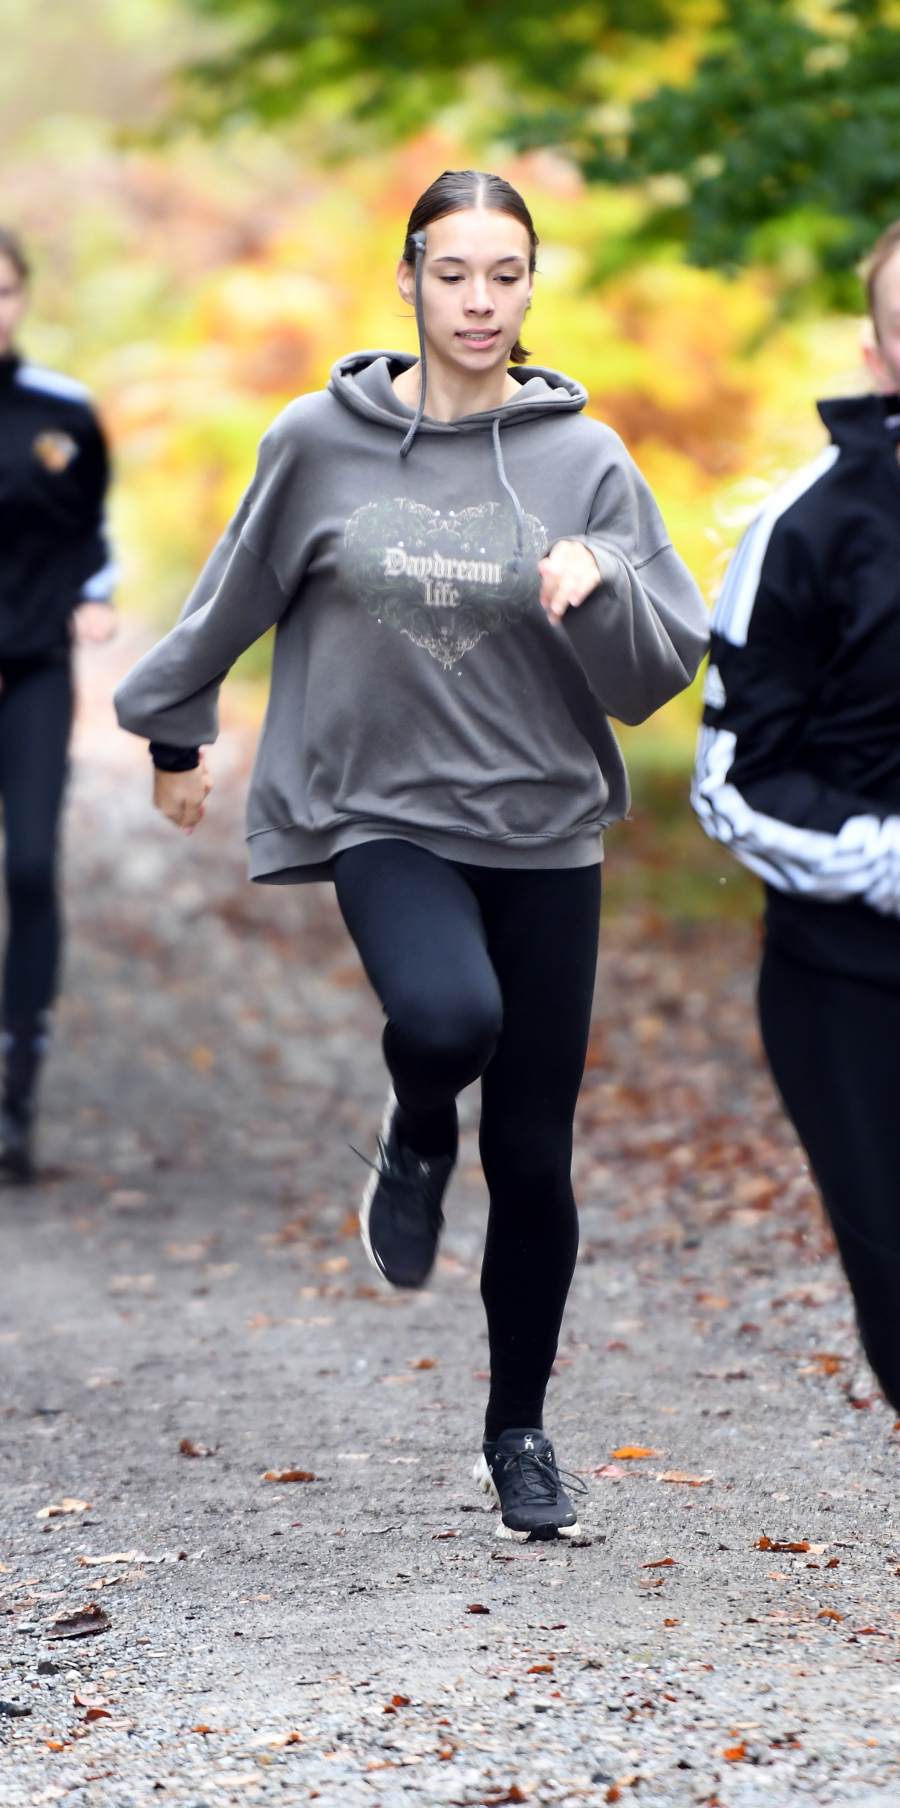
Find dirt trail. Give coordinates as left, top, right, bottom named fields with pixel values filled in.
left=1, top=630, right=898, bottom=1807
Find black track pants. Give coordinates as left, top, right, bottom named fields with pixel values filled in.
left=0, top=657, right=72, bottom=1019
left=333, top=839, right=601, bottom=1439
left=758, top=941, right=900, bottom=1411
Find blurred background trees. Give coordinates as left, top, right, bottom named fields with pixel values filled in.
left=2, top=0, right=898, bottom=914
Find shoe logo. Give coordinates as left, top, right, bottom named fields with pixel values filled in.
left=524, top=1435, right=534, bottom=1450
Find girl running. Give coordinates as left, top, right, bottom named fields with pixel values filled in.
left=693, top=219, right=900, bottom=1418
left=0, top=227, right=116, bottom=1180
left=115, top=170, right=708, bottom=1538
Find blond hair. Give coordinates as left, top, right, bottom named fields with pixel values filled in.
left=861, top=221, right=900, bottom=331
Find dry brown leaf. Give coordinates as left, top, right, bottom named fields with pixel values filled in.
left=800, top=1353, right=845, bottom=1376
left=407, top=1357, right=438, bottom=1370
left=263, top=1469, right=316, bottom=1483
left=35, top=1498, right=90, bottom=1520
left=656, top=1472, right=711, bottom=1486
left=527, top=1664, right=553, bottom=1674
left=179, top=1438, right=214, bottom=1459
left=663, top=1618, right=679, bottom=1627
left=724, top=1743, right=746, bottom=1762
left=339, top=1212, right=360, bottom=1239
left=73, top=1692, right=107, bottom=1709
left=640, top=1577, right=665, bottom=1589
left=83, top=1707, right=112, bottom=1723
left=612, top=1446, right=657, bottom=1460
left=818, top=1609, right=843, bottom=1622
left=246, top=1313, right=279, bottom=1330
left=51, top=1604, right=110, bottom=1640
left=467, top=1603, right=490, bottom=1614
left=755, top=1536, right=822, bottom=1554
left=320, top=1255, right=350, bottom=1275
left=640, top=1557, right=676, bottom=1568
left=77, top=1551, right=143, bottom=1567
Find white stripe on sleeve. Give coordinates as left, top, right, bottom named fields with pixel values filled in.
left=692, top=723, right=900, bottom=914
left=713, top=446, right=840, bottom=646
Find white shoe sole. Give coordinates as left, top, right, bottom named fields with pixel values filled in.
left=473, top=1452, right=581, bottom=1541
left=358, top=1088, right=397, bottom=1280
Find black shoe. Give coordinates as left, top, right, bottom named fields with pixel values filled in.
left=359, top=1092, right=455, bottom=1289
left=474, top=1428, right=587, bottom=1541
left=0, top=1108, right=34, bottom=1183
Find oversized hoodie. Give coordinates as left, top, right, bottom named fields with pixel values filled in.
left=114, top=351, right=708, bottom=882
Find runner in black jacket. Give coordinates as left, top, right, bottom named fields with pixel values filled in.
left=693, top=219, right=900, bottom=1409
left=0, top=228, right=116, bottom=1179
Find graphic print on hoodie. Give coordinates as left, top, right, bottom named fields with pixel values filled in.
left=343, top=496, right=546, bottom=668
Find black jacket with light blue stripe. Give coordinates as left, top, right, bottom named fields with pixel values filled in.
left=693, top=392, right=900, bottom=983
left=0, top=351, right=113, bottom=662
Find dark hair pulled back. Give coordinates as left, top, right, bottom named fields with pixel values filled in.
left=402, top=170, right=537, bottom=364
left=0, top=226, right=29, bottom=284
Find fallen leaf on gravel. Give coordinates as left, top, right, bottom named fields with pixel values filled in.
left=51, top=1604, right=110, bottom=1639
left=320, top=1256, right=350, bottom=1275
left=473, top=1369, right=491, bottom=1380
left=467, top=1603, right=490, bottom=1614
left=36, top=1499, right=90, bottom=1520
left=407, top=1357, right=438, bottom=1369
left=723, top=1743, right=746, bottom=1761
left=826, top=1558, right=839, bottom=1568
left=592, top=1463, right=627, bottom=1479
left=77, top=1552, right=144, bottom=1567
left=657, top=1472, right=711, bottom=1486
left=606, top=1340, right=629, bottom=1351
left=73, top=1692, right=107, bottom=1708
left=612, top=1447, right=657, bottom=1460
left=818, top=1610, right=843, bottom=1622
left=696, top=1294, right=731, bottom=1309
left=179, top=1439, right=214, bottom=1459
left=802, top=1353, right=845, bottom=1375
left=339, top=1212, right=360, bottom=1238
left=192, top=1725, right=230, bottom=1736
left=640, top=1557, right=676, bottom=1568
left=663, top=1618, right=679, bottom=1627
left=83, top=1707, right=113, bottom=1722
left=527, top=1664, right=553, bottom=1674
left=263, top=1469, right=316, bottom=1483
left=755, top=1536, right=826, bottom=1554
left=379, top=1374, right=416, bottom=1385
left=433, top=1531, right=456, bottom=1540
left=640, top=1577, right=665, bottom=1589
left=246, top=1313, right=279, bottom=1329
left=855, top=1625, right=889, bottom=1636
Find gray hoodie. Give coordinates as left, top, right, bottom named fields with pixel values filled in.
left=114, top=351, right=708, bottom=882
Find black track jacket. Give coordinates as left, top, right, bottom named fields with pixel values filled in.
left=0, top=351, right=113, bottom=660
left=693, top=391, right=900, bottom=985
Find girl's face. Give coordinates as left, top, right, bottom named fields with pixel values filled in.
left=397, top=209, right=534, bottom=378
left=863, top=244, right=900, bottom=396
left=0, top=254, right=27, bottom=357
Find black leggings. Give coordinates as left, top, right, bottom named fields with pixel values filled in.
left=333, top=839, right=601, bottom=1439
left=0, top=657, right=72, bottom=1020
left=759, top=941, right=900, bottom=1411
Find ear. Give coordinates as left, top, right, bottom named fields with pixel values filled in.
left=396, top=259, right=415, bottom=307
left=861, top=317, right=893, bottom=394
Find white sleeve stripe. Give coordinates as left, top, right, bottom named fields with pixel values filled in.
left=80, top=560, right=118, bottom=601
left=15, top=362, right=93, bottom=404
left=691, top=723, right=900, bottom=914
left=713, top=446, right=840, bottom=647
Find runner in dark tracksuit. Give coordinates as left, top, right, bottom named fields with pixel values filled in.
left=693, top=220, right=900, bottom=1411
left=0, top=228, right=115, bottom=1179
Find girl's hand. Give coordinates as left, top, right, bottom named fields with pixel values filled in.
left=538, top=540, right=616, bottom=624
left=153, top=756, right=212, bottom=835
left=74, top=602, right=117, bottom=643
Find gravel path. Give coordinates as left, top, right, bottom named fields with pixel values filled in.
left=1, top=631, right=899, bottom=1808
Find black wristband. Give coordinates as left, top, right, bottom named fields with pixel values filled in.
left=149, top=741, right=200, bottom=773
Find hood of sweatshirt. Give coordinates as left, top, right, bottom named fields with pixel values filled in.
left=328, top=350, right=589, bottom=437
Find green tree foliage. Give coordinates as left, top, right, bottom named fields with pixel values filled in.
left=185, top=0, right=673, bottom=133
left=574, top=0, right=900, bottom=296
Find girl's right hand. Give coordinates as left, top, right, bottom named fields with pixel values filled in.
left=153, top=756, right=212, bottom=835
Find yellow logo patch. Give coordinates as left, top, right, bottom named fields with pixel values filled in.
left=32, top=428, right=79, bottom=473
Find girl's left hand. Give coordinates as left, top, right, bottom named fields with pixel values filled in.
left=74, top=602, right=117, bottom=644
left=538, top=540, right=614, bottom=624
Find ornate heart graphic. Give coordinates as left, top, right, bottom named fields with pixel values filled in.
left=342, top=497, right=547, bottom=668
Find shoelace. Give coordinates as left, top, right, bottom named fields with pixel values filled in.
left=350, top=1140, right=445, bottom=1227
left=499, top=1449, right=589, bottom=1503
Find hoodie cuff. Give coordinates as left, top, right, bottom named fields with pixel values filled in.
left=149, top=741, right=200, bottom=772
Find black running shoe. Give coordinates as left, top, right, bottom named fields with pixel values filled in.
left=0, top=1109, right=34, bottom=1184
left=359, top=1092, right=455, bottom=1289
left=474, top=1428, right=587, bottom=1541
